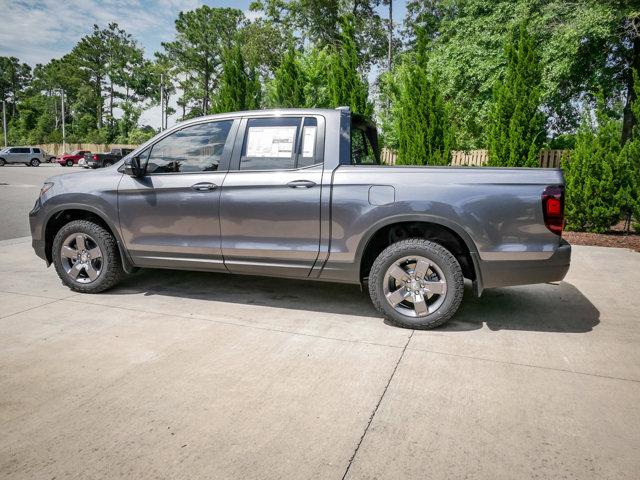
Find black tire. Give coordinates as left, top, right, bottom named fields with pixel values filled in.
left=368, top=238, right=464, bottom=329
left=0, top=158, right=5, bottom=166
left=66, top=160, right=73, bottom=167
left=104, top=162, right=113, bottom=167
left=30, top=158, right=40, bottom=167
left=52, top=219, right=124, bottom=293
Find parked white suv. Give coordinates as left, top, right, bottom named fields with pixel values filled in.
left=0, top=146, right=46, bottom=166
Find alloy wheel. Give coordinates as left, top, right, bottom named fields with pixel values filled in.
left=382, top=255, right=447, bottom=318
left=60, top=233, right=103, bottom=284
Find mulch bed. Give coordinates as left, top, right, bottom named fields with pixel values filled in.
left=563, top=222, right=640, bottom=252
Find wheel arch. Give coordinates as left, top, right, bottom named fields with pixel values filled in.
left=357, top=215, right=481, bottom=286
left=43, top=206, right=135, bottom=273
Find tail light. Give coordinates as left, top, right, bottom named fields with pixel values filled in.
left=93, top=154, right=99, bottom=160
left=542, top=185, right=564, bottom=235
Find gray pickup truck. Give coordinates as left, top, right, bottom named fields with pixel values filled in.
left=29, top=108, right=570, bottom=329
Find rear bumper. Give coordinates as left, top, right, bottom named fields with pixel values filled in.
left=475, top=239, right=571, bottom=291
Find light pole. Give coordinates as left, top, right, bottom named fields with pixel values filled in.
left=160, top=73, right=164, bottom=132
left=56, top=89, right=66, bottom=154
left=2, top=100, right=7, bottom=147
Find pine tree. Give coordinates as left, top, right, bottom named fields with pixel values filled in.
left=269, top=48, right=306, bottom=108
left=212, top=45, right=261, bottom=114
left=487, top=22, right=545, bottom=167
left=327, top=15, right=372, bottom=117
left=564, top=102, right=622, bottom=233
left=391, top=27, right=453, bottom=165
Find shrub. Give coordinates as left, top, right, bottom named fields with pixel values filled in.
left=563, top=110, right=622, bottom=233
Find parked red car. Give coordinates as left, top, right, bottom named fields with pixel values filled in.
left=57, top=150, right=91, bottom=167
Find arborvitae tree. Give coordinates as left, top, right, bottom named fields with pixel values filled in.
left=391, top=28, right=453, bottom=165
left=487, top=22, right=545, bottom=167
left=616, top=70, right=640, bottom=231
left=564, top=103, right=622, bottom=233
left=212, top=45, right=261, bottom=114
left=269, top=48, right=306, bottom=108
left=327, top=16, right=372, bottom=117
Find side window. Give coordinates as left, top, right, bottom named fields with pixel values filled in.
left=33, top=148, right=41, bottom=153
left=240, top=117, right=301, bottom=171
left=145, top=120, right=233, bottom=174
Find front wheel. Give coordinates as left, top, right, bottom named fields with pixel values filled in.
left=30, top=158, right=40, bottom=167
left=368, top=239, right=464, bottom=329
left=66, top=160, right=73, bottom=167
left=0, top=158, right=5, bottom=166
left=52, top=220, right=124, bottom=293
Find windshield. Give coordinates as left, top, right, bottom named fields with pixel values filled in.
left=70, top=150, right=82, bottom=155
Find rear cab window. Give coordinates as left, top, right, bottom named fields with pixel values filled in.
left=350, top=114, right=380, bottom=165
left=236, top=116, right=323, bottom=171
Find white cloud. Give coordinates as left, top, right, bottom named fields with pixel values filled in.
left=0, top=0, right=199, bottom=65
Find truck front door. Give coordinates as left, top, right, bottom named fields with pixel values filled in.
left=118, top=119, right=238, bottom=270
left=220, top=115, right=324, bottom=278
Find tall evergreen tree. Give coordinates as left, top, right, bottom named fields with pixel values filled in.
left=163, top=6, right=245, bottom=116
left=487, top=22, right=544, bottom=167
left=269, top=48, right=306, bottom=108
left=391, top=27, right=453, bottom=165
left=327, top=16, right=372, bottom=117
left=212, top=45, right=261, bottom=114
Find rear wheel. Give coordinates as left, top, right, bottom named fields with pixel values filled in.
left=104, top=161, right=113, bottom=167
left=0, top=158, right=5, bottom=166
left=30, top=158, right=40, bottom=167
left=368, top=238, right=464, bottom=329
left=66, top=159, right=73, bottom=167
left=52, top=220, right=124, bottom=293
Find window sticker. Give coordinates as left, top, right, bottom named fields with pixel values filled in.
left=246, top=126, right=296, bottom=158
left=301, top=126, right=317, bottom=157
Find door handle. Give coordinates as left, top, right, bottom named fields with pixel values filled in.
left=191, top=182, right=217, bottom=191
left=287, top=180, right=316, bottom=189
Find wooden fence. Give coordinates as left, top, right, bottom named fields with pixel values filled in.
left=382, top=148, right=570, bottom=168
left=35, top=143, right=138, bottom=157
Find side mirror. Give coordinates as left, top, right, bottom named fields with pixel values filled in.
left=124, top=156, right=145, bottom=178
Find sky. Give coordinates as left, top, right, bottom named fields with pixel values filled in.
left=0, top=0, right=407, bottom=128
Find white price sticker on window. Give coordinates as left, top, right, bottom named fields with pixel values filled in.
left=246, top=126, right=296, bottom=158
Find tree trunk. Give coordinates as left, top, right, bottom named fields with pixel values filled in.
left=203, top=70, right=210, bottom=114
left=622, top=21, right=640, bottom=144
left=388, top=0, right=393, bottom=72
left=109, top=81, right=114, bottom=126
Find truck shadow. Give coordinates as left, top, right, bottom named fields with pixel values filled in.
left=438, top=282, right=600, bottom=333
left=112, top=270, right=599, bottom=334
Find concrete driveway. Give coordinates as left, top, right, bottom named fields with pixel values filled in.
left=0, top=238, right=638, bottom=479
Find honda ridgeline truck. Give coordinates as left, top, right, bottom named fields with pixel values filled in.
left=29, top=108, right=571, bottom=329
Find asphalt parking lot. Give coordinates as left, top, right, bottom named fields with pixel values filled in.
left=1, top=165, right=639, bottom=479
left=0, top=163, right=88, bottom=240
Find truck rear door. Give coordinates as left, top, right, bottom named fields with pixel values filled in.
left=220, top=115, right=324, bottom=278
